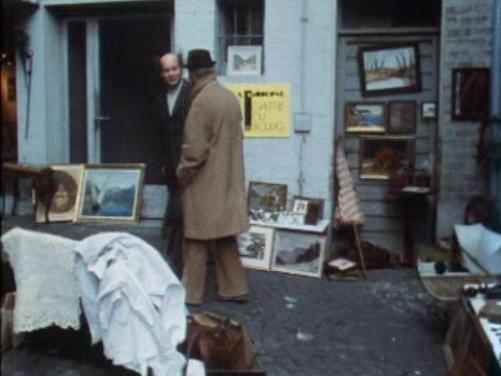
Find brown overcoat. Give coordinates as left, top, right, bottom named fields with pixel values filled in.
left=176, top=74, right=248, bottom=240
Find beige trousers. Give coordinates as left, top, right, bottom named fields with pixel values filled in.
left=182, top=236, right=249, bottom=304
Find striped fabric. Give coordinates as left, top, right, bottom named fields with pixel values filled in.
left=335, top=143, right=365, bottom=224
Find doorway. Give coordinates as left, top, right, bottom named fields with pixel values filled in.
left=67, top=13, right=169, bottom=184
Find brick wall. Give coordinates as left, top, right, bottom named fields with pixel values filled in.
left=436, top=0, right=493, bottom=238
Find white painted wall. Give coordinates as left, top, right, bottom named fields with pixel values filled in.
left=176, top=0, right=338, bottom=217
left=15, top=0, right=338, bottom=220
left=17, top=8, right=48, bottom=163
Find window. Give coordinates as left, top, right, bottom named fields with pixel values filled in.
left=217, top=0, right=264, bottom=75
left=339, top=0, right=441, bottom=29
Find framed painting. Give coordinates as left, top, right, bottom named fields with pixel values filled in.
left=291, top=196, right=324, bottom=225
left=451, top=68, right=490, bottom=121
left=227, top=45, right=262, bottom=76
left=248, top=181, right=288, bottom=218
left=357, top=43, right=422, bottom=96
left=389, top=101, right=417, bottom=134
left=345, top=102, right=387, bottom=134
left=421, top=101, right=437, bottom=120
left=359, top=136, right=415, bottom=180
left=35, top=164, right=84, bottom=223
left=271, top=230, right=326, bottom=278
left=75, top=163, right=145, bottom=224
left=238, top=225, right=274, bottom=270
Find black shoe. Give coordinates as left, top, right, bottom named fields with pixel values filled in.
left=216, top=294, right=249, bottom=304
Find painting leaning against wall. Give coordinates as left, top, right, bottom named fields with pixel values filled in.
left=75, top=164, right=145, bottom=224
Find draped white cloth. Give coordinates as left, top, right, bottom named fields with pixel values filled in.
left=1, top=228, right=188, bottom=376
left=1, top=227, right=81, bottom=333
left=454, top=224, right=501, bottom=275
left=75, top=232, right=187, bottom=376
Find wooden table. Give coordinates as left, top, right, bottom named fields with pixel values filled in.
left=443, top=292, right=501, bottom=375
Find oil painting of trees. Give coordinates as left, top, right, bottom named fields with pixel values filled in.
left=358, top=43, right=422, bottom=96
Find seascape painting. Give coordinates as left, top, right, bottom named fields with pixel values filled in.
left=75, top=164, right=144, bottom=223
left=345, top=102, right=386, bottom=133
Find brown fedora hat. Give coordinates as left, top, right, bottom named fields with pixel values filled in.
left=185, top=49, right=216, bottom=70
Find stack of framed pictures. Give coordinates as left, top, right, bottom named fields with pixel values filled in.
left=34, top=163, right=145, bottom=224
left=241, top=181, right=329, bottom=278
left=238, top=225, right=327, bottom=278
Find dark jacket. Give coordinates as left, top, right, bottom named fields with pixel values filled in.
left=155, top=79, right=191, bottom=190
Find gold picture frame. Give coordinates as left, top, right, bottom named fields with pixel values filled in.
left=345, top=102, right=387, bottom=134
left=74, top=163, right=145, bottom=224
left=359, top=136, right=415, bottom=180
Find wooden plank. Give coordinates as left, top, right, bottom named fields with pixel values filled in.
left=339, top=27, right=440, bottom=37
left=345, top=89, right=434, bottom=101
left=357, top=184, right=392, bottom=200
left=345, top=38, right=435, bottom=52
left=343, top=137, right=360, bottom=153
left=360, top=200, right=402, bottom=217
left=362, top=216, right=403, bottom=232
left=344, top=57, right=436, bottom=75
left=345, top=72, right=435, bottom=91
left=358, top=231, right=404, bottom=254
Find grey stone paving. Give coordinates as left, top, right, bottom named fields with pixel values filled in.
left=1, top=216, right=448, bottom=375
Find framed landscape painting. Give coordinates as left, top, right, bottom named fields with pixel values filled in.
left=271, top=230, right=326, bottom=278
left=238, top=225, right=274, bottom=270
left=227, top=45, right=262, bottom=76
left=358, top=43, right=421, bottom=96
left=35, top=164, right=83, bottom=223
left=75, top=164, right=145, bottom=224
left=345, top=102, right=386, bottom=134
left=359, top=137, right=415, bottom=180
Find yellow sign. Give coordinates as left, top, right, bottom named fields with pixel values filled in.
left=226, top=83, right=290, bottom=137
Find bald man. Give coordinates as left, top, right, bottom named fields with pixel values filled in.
left=155, top=53, right=191, bottom=277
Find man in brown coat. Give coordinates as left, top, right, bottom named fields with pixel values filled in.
left=176, top=49, right=249, bottom=305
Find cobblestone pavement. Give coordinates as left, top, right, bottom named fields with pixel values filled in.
left=1, top=216, right=448, bottom=375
